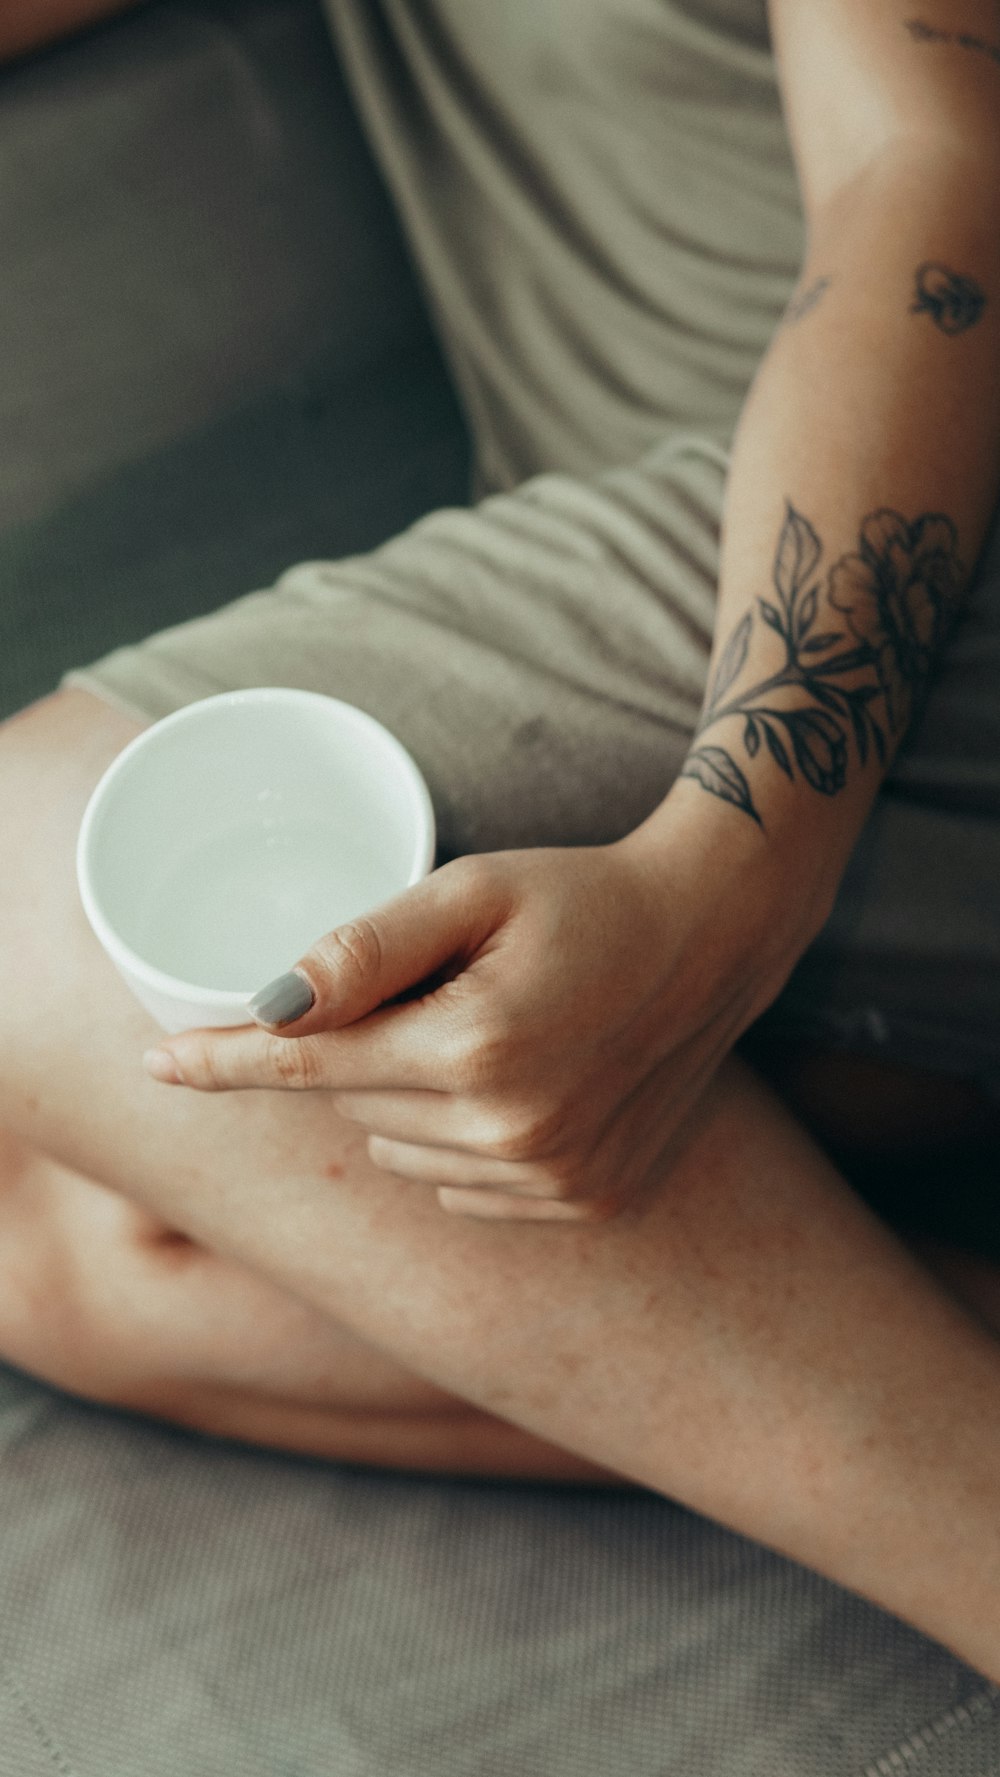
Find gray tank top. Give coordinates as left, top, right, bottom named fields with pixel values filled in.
left=324, top=1, right=805, bottom=489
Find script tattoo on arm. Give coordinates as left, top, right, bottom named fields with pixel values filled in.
left=911, top=262, right=987, bottom=333
left=904, top=17, right=1000, bottom=67
left=681, top=502, right=965, bottom=826
left=783, top=276, right=831, bottom=327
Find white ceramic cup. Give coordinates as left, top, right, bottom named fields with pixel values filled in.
left=77, top=687, right=436, bottom=1032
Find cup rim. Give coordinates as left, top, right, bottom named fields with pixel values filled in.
left=76, top=687, right=437, bottom=1007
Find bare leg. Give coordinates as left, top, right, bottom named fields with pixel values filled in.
left=0, top=1125, right=613, bottom=1481
left=2, top=689, right=1000, bottom=1676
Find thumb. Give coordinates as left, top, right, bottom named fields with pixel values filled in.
left=247, top=860, right=504, bottom=1033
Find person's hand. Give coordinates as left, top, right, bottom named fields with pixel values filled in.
left=143, top=794, right=825, bottom=1221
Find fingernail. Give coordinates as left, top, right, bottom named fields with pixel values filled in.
left=249, top=970, right=315, bottom=1027
left=143, top=1048, right=183, bottom=1084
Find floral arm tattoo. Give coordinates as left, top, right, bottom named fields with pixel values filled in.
left=681, top=503, right=965, bottom=826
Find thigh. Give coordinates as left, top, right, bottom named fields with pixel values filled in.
left=0, top=1130, right=613, bottom=1477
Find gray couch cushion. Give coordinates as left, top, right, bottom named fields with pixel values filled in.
left=0, top=0, right=469, bottom=717
left=1, top=1364, right=997, bottom=1777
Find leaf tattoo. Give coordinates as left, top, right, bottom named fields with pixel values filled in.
left=681, top=500, right=965, bottom=827
left=680, top=746, right=761, bottom=826
left=774, top=504, right=821, bottom=621
left=706, top=611, right=752, bottom=704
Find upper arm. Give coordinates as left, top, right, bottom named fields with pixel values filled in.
left=768, top=0, right=1000, bottom=215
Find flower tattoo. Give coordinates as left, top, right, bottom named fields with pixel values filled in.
left=681, top=502, right=965, bottom=826
left=828, top=510, right=963, bottom=730
left=910, top=263, right=986, bottom=335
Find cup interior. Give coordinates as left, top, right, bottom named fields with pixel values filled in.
left=79, top=690, right=434, bottom=995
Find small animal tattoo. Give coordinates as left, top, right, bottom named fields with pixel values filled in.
left=911, top=262, right=987, bottom=335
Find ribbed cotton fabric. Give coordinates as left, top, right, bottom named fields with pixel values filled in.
left=323, top=0, right=802, bottom=489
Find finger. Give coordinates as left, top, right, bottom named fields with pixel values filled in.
left=333, top=1090, right=502, bottom=1150
left=366, top=1135, right=558, bottom=1196
left=146, top=999, right=458, bottom=1095
left=246, top=858, right=507, bottom=1036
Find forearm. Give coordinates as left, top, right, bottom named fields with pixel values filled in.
left=0, top=0, right=140, bottom=61
left=633, top=145, right=1000, bottom=952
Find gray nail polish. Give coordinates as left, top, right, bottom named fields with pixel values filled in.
left=249, top=970, right=315, bottom=1027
